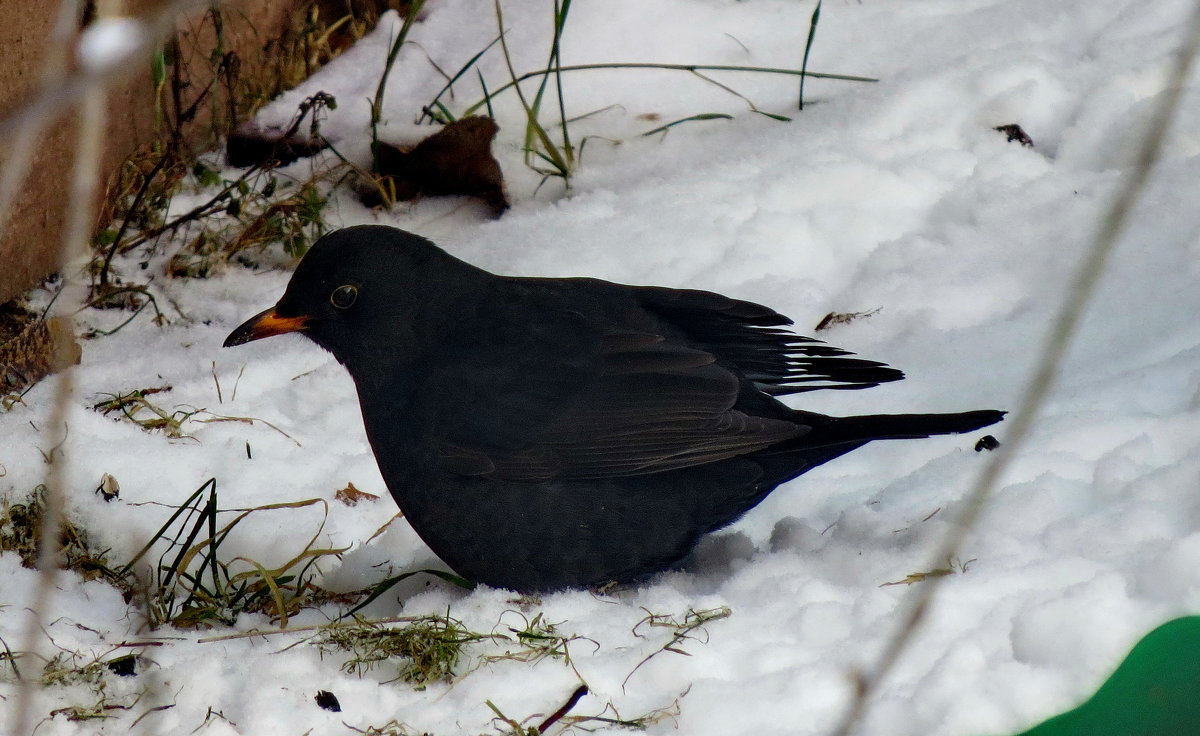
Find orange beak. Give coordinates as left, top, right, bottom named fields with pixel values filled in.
left=223, top=307, right=310, bottom=347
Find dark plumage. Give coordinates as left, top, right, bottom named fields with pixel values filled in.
left=225, top=225, right=1003, bottom=592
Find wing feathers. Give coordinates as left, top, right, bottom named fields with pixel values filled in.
left=437, top=327, right=803, bottom=481
left=431, top=281, right=901, bottom=482
left=635, top=286, right=905, bottom=393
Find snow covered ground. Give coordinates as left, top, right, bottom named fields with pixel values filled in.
left=4, top=0, right=1200, bottom=734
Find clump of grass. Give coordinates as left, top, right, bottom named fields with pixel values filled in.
left=317, top=614, right=496, bottom=686
left=202, top=606, right=590, bottom=687
left=93, top=0, right=366, bottom=278
left=90, top=385, right=299, bottom=443
left=0, top=486, right=126, bottom=588
left=96, top=146, right=188, bottom=272
left=106, top=150, right=333, bottom=284
left=91, top=1, right=350, bottom=285
left=91, top=386, right=195, bottom=439
left=490, top=0, right=576, bottom=190
left=47, top=702, right=126, bottom=723
left=3, top=479, right=347, bottom=632
left=40, top=651, right=109, bottom=688
left=160, top=170, right=331, bottom=278
left=38, top=648, right=145, bottom=723
left=415, top=1, right=872, bottom=192
left=480, top=611, right=592, bottom=669
left=96, top=84, right=336, bottom=300
left=265, top=0, right=380, bottom=107
left=119, top=478, right=345, bottom=629
left=623, top=606, right=732, bottom=688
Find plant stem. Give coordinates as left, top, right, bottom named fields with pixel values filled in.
left=461, top=62, right=874, bottom=117
left=370, top=1, right=426, bottom=160
left=799, top=0, right=822, bottom=110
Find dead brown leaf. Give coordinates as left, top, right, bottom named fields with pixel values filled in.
left=335, top=482, right=380, bottom=506
left=365, top=116, right=508, bottom=216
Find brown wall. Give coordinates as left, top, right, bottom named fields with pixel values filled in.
left=0, top=0, right=303, bottom=305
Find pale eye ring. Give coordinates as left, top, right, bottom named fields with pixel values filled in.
left=330, top=284, right=358, bottom=309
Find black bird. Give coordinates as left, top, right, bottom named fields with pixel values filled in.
left=225, top=225, right=1003, bottom=593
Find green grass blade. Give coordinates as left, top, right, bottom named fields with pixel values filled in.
left=641, top=113, right=733, bottom=137
left=462, top=62, right=875, bottom=117
left=116, top=478, right=214, bottom=577
left=419, top=33, right=504, bottom=124
left=345, top=569, right=475, bottom=617
left=799, top=0, right=823, bottom=110
left=371, top=1, right=428, bottom=158
left=476, top=70, right=495, bottom=119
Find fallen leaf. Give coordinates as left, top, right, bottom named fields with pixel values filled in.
left=335, top=482, right=380, bottom=506
left=364, top=116, right=508, bottom=216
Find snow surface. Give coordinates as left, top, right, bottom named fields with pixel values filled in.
left=4, top=0, right=1200, bottom=734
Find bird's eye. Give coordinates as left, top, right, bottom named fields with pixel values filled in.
left=330, top=284, right=358, bottom=310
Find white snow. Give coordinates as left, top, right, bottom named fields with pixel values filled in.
left=4, top=0, right=1200, bottom=734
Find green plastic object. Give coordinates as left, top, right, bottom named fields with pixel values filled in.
left=1015, top=616, right=1200, bottom=736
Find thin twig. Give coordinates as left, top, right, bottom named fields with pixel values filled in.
left=97, top=150, right=173, bottom=286
left=829, top=4, right=1200, bottom=734
left=9, top=31, right=110, bottom=736
left=538, top=684, right=589, bottom=733
left=113, top=90, right=331, bottom=258
left=114, top=163, right=263, bottom=254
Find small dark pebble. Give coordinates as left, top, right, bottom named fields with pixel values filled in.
left=994, top=123, right=1034, bottom=147
left=106, top=654, right=138, bottom=677
left=975, top=435, right=1000, bottom=452
left=314, top=690, right=341, bottom=712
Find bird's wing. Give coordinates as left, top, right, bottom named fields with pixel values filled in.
left=633, top=286, right=905, bottom=395
left=423, top=301, right=805, bottom=482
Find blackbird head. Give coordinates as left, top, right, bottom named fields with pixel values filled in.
left=223, top=225, right=484, bottom=370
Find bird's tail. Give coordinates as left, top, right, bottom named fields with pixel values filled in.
left=792, top=409, right=1005, bottom=447
left=726, top=408, right=1005, bottom=529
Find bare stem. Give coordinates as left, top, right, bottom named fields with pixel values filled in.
left=829, top=4, right=1200, bottom=734
left=9, top=23, right=111, bottom=736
